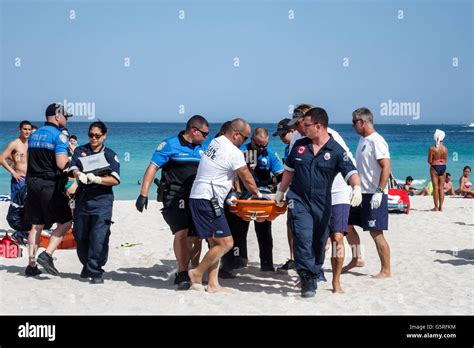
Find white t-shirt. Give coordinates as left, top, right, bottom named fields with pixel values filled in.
left=190, top=135, right=247, bottom=207
left=327, top=127, right=356, bottom=205
left=355, top=132, right=390, bottom=194
left=288, top=130, right=303, bottom=153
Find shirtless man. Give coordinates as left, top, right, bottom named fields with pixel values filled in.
left=0, top=121, right=32, bottom=201
left=428, top=129, right=448, bottom=211
left=444, top=173, right=455, bottom=196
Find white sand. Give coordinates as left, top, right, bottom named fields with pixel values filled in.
left=0, top=196, right=472, bottom=315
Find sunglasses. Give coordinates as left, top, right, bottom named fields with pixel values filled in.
left=89, top=133, right=104, bottom=139
left=352, top=119, right=362, bottom=125
left=193, top=127, right=209, bottom=137
left=232, top=127, right=248, bottom=142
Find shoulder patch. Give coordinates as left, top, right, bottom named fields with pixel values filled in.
left=59, top=134, right=68, bottom=144
left=156, top=142, right=166, bottom=151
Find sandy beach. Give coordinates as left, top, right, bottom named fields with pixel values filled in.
left=0, top=196, right=472, bottom=315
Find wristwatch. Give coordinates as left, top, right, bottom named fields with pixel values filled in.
left=375, top=187, right=384, bottom=193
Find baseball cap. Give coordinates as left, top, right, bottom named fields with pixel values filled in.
left=287, top=104, right=314, bottom=126
left=272, top=118, right=294, bottom=136
left=45, top=103, right=73, bottom=119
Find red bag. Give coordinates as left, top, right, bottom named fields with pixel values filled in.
left=0, top=232, right=23, bottom=258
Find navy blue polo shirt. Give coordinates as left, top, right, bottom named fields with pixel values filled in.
left=285, top=136, right=357, bottom=204
left=69, top=143, right=121, bottom=198
left=150, top=131, right=212, bottom=194
left=27, top=122, right=69, bottom=178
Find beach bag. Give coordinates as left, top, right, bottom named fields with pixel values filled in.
left=0, top=232, right=23, bottom=258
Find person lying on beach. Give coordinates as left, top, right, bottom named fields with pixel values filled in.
left=444, top=173, right=455, bottom=196
left=456, top=166, right=473, bottom=198
left=416, top=181, right=433, bottom=196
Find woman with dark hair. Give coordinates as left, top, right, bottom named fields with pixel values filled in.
left=68, top=121, right=121, bottom=284
left=456, top=166, right=473, bottom=198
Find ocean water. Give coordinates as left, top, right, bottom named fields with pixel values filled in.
left=0, top=122, right=473, bottom=200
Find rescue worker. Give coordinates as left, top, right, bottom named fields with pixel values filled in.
left=135, top=115, right=211, bottom=290
left=276, top=107, right=363, bottom=298
left=24, top=103, right=73, bottom=277
left=69, top=121, right=120, bottom=284
left=189, top=118, right=262, bottom=293
left=220, top=127, right=283, bottom=277
left=343, top=107, right=391, bottom=278
left=272, top=118, right=296, bottom=272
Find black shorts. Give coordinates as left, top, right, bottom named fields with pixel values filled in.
left=24, top=177, right=72, bottom=226
left=161, top=198, right=196, bottom=236
left=348, top=194, right=389, bottom=231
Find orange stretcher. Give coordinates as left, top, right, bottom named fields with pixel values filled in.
left=39, top=228, right=76, bottom=249
left=229, top=200, right=287, bottom=222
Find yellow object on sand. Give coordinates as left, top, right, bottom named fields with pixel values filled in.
left=427, top=181, right=433, bottom=195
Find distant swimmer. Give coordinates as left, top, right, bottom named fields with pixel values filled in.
left=0, top=121, right=32, bottom=201
left=428, top=129, right=448, bottom=211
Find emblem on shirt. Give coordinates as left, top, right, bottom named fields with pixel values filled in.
left=156, top=142, right=166, bottom=151
left=324, top=152, right=331, bottom=160
left=361, top=145, right=366, bottom=152
left=368, top=219, right=376, bottom=228
left=80, top=152, right=87, bottom=157
left=261, top=158, right=267, bottom=166
left=59, top=134, right=68, bottom=144
left=297, top=146, right=306, bottom=154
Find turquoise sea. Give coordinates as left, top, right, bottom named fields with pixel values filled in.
left=1, top=122, right=473, bottom=200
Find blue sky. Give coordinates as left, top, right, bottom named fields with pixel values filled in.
left=1, top=0, right=472, bottom=124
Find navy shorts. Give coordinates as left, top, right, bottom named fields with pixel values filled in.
left=348, top=194, right=389, bottom=231
left=189, top=198, right=232, bottom=240
left=329, top=204, right=350, bottom=234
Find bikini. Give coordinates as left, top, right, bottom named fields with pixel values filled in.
left=431, top=160, right=446, bottom=176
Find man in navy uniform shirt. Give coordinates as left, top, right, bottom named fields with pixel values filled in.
left=276, top=107, right=363, bottom=298
left=136, top=115, right=211, bottom=290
